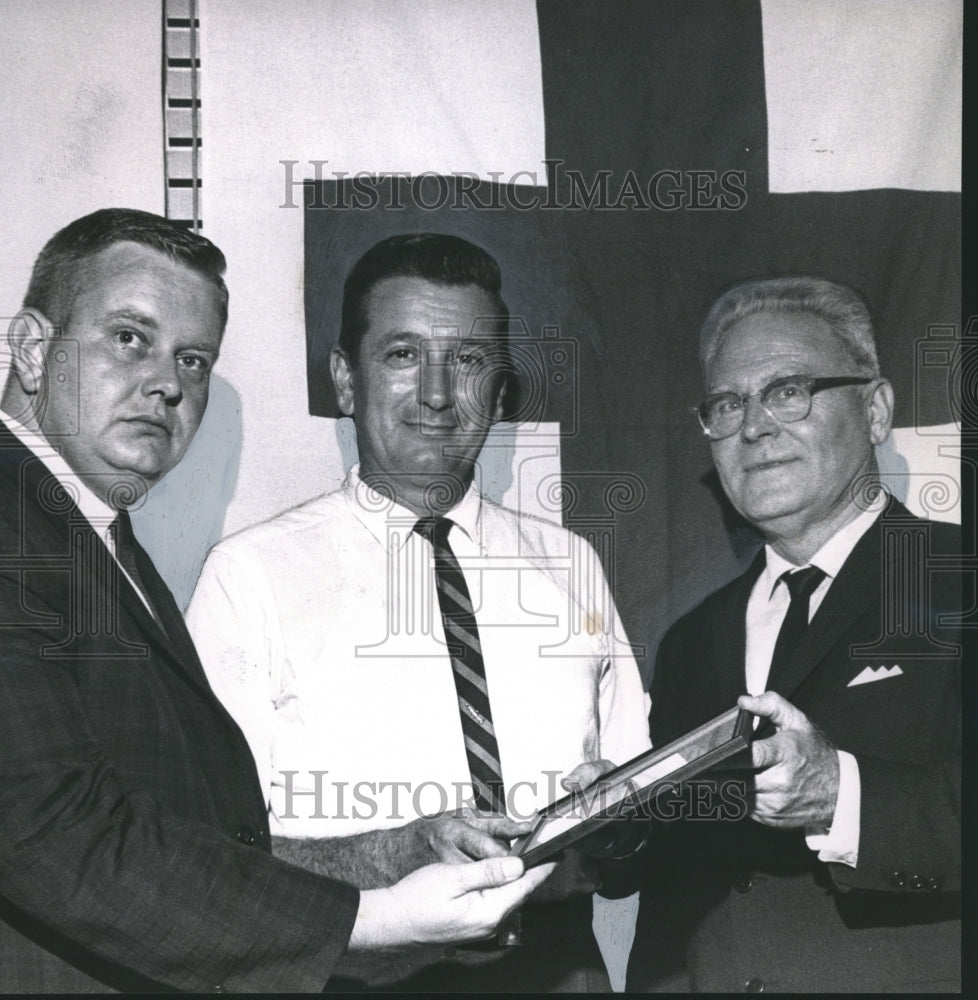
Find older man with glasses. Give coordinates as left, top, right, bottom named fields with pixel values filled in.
left=627, top=276, right=960, bottom=993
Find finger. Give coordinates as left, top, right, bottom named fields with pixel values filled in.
left=482, top=860, right=557, bottom=910
left=453, top=860, right=557, bottom=938
left=452, top=855, right=526, bottom=894
left=561, top=759, right=616, bottom=791
left=749, top=733, right=783, bottom=771
left=462, top=812, right=533, bottom=837
left=738, top=691, right=805, bottom=731
left=511, top=860, right=557, bottom=897
left=434, top=841, right=479, bottom=865
left=477, top=815, right=535, bottom=839
left=450, top=823, right=514, bottom=860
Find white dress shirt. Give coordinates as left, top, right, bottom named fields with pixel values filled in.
left=745, top=499, right=885, bottom=867
left=187, top=465, right=651, bottom=838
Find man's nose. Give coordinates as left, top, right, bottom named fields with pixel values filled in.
left=140, top=355, right=182, bottom=402
left=739, top=393, right=780, bottom=441
left=420, top=349, right=455, bottom=410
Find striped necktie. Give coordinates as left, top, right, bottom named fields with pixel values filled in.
left=414, top=516, right=506, bottom=814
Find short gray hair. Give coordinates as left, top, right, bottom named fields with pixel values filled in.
left=699, top=276, right=880, bottom=377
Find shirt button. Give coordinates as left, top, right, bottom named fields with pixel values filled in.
left=236, top=827, right=256, bottom=846
left=927, top=877, right=942, bottom=892
left=733, top=874, right=753, bottom=893
left=889, top=870, right=907, bottom=888
left=745, top=977, right=765, bottom=992
left=910, top=874, right=925, bottom=890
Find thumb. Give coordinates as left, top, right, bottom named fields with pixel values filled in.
left=561, top=759, right=615, bottom=792
left=739, top=691, right=804, bottom=731
left=452, top=855, right=526, bottom=894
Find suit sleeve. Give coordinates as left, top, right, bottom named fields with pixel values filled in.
left=832, top=745, right=961, bottom=894
left=0, top=573, right=359, bottom=993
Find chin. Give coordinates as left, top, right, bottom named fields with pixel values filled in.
left=106, top=452, right=171, bottom=488
left=396, top=447, right=472, bottom=476
left=738, top=491, right=804, bottom=525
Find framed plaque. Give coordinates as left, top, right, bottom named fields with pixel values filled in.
left=512, top=706, right=753, bottom=867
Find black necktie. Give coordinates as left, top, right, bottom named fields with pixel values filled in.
left=415, top=517, right=506, bottom=814
left=767, top=565, right=827, bottom=690
left=111, top=510, right=161, bottom=624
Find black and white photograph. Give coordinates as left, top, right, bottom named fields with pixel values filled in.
left=0, top=0, right=964, bottom=992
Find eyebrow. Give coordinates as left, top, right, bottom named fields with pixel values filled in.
left=373, top=329, right=424, bottom=344
left=708, top=370, right=809, bottom=394
left=103, top=308, right=160, bottom=329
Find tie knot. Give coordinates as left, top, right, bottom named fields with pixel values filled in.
left=413, top=516, right=452, bottom=546
left=781, top=565, right=826, bottom=602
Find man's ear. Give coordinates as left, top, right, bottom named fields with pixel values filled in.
left=7, top=309, right=53, bottom=396
left=330, top=346, right=356, bottom=416
left=867, top=378, right=895, bottom=446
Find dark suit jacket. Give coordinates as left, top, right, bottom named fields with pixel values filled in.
left=0, top=424, right=359, bottom=992
left=627, top=500, right=961, bottom=993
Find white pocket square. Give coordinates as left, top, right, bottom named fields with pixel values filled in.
left=847, top=665, right=904, bottom=687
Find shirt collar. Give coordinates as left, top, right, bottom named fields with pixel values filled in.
left=342, top=463, right=483, bottom=551
left=0, top=408, right=118, bottom=536
left=761, top=494, right=886, bottom=600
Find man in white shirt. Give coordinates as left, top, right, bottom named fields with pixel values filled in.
left=188, top=233, right=652, bottom=991
left=0, top=210, right=554, bottom=993
left=627, top=276, right=960, bottom=992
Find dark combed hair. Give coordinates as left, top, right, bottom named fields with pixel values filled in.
left=23, top=207, right=229, bottom=328
left=338, top=233, right=508, bottom=364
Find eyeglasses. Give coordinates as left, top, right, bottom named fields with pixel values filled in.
left=694, top=375, right=874, bottom=441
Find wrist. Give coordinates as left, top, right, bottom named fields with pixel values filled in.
left=350, top=885, right=415, bottom=951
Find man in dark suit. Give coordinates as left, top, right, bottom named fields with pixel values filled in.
left=0, top=209, right=553, bottom=992
left=627, top=277, right=960, bottom=993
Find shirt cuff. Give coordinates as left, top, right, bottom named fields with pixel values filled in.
left=805, top=750, right=860, bottom=867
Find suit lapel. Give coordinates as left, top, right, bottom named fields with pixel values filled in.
left=106, top=528, right=175, bottom=650
left=4, top=425, right=215, bottom=700
left=130, top=533, right=211, bottom=687
left=770, top=505, right=891, bottom=700
left=98, top=526, right=217, bottom=701
left=707, top=551, right=765, bottom=713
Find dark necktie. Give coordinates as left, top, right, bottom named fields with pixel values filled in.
left=111, top=509, right=161, bottom=624
left=767, top=565, right=827, bottom=690
left=414, top=516, right=506, bottom=814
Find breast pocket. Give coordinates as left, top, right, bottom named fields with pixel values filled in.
left=835, top=657, right=957, bottom=761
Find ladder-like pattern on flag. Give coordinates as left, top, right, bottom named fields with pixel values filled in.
left=163, top=0, right=202, bottom=231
